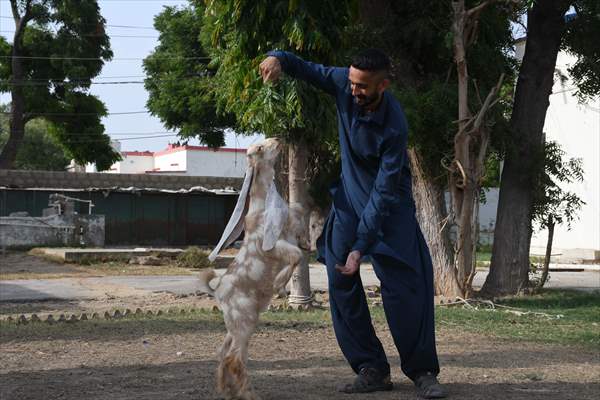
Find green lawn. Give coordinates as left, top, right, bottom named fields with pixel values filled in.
left=433, top=289, right=600, bottom=349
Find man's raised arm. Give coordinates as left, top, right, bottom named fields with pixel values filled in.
left=260, top=50, right=347, bottom=96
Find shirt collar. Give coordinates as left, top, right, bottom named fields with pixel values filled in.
left=357, top=91, right=388, bottom=126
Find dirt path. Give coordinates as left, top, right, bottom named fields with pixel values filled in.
left=1, top=252, right=598, bottom=399
left=1, top=315, right=598, bottom=400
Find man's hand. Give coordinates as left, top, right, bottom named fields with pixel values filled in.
left=335, top=250, right=361, bottom=276
left=259, top=56, right=282, bottom=83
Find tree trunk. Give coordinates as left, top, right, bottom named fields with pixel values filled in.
left=287, top=140, right=312, bottom=306
left=449, top=0, right=478, bottom=296
left=482, top=0, right=570, bottom=296
left=409, top=149, right=462, bottom=298
left=449, top=1, right=505, bottom=297
left=0, top=7, right=27, bottom=169
left=537, top=216, right=555, bottom=289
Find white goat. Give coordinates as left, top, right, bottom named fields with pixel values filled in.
left=198, top=138, right=309, bottom=400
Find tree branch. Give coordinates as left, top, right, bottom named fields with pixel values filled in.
left=10, top=0, right=20, bottom=20
left=12, top=0, right=35, bottom=42
left=472, top=73, right=505, bottom=133
left=474, top=73, right=505, bottom=169
left=467, top=0, right=498, bottom=19
left=467, top=0, right=520, bottom=22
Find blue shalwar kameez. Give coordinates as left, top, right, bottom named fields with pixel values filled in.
left=268, top=51, right=440, bottom=380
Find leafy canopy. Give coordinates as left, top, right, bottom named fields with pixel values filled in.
left=0, top=0, right=119, bottom=170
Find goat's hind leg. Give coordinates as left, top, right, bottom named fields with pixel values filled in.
left=217, top=333, right=234, bottom=394
left=218, top=313, right=261, bottom=400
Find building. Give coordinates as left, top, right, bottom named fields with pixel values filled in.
left=1, top=169, right=243, bottom=247
left=87, top=143, right=248, bottom=178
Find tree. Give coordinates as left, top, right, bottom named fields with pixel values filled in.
left=0, top=104, right=69, bottom=170
left=351, top=0, right=514, bottom=297
left=201, top=0, right=351, bottom=306
left=447, top=0, right=516, bottom=296
left=531, top=141, right=584, bottom=289
left=483, top=0, right=599, bottom=296
left=143, top=3, right=236, bottom=147
left=144, top=1, right=351, bottom=305
left=0, top=0, right=120, bottom=170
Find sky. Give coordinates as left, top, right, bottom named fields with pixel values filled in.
left=0, top=0, right=264, bottom=152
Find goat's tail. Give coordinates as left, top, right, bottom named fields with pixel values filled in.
left=198, top=269, right=217, bottom=296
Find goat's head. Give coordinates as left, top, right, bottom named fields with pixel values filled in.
left=246, top=138, right=281, bottom=169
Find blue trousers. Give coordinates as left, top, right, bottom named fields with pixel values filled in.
left=325, top=235, right=440, bottom=381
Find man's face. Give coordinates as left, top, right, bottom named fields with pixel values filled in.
left=348, top=66, right=389, bottom=109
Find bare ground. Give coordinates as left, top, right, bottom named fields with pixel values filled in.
left=1, top=251, right=599, bottom=399
left=1, top=297, right=599, bottom=400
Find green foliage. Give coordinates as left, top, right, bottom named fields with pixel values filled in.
left=176, top=246, right=213, bottom=269
left=201, top=0, right=350, bottom=142
left=563, top=1, right=600, bottom=101
left=346, top=1, right=515, bottom=187
left=0, top=0, right=120, bottom=170
left=143, top=3, right=236, bottom=147
left=0, top=108, right=69, bottom=170
left=144, top=1, right=351, bottom=205
left=531, top=141, right=585, bottom=231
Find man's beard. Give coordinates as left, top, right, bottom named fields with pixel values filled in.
left=354, top=92, right=381, bottom=109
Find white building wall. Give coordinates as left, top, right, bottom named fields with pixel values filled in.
left=108, top=155, right=154, bottom=174
left=153, top=149, right=187, bottom=173
left=186, top=149, right=247, bottom=177
left=529, top=51, right=600, bottom=257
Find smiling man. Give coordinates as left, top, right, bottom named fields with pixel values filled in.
left=259, top=49, right=447, bottom=399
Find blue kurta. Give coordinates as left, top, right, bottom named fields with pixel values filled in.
left=269, top=51, right=440, bottom=380
left=268, top=50, right=419, bottom=270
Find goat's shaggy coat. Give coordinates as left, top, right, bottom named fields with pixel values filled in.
left=199, top=138, right=308, bottom=400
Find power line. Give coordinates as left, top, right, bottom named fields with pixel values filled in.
left=2, top=73, right=208, bottom=86
left=1, top=80, right=146, bottom=86
left=1, top=75, right=146, bottom=81
left=0, top=0, right=186, bottom=2
left=0, top=110, right=150, bottom=116
left=0, top=55, right=209, bottom=61
left=0, top=30, right=158, bottom=38
left=10, top=133, right=180, bottom=143
left=0, top=16, right=157, bottom=30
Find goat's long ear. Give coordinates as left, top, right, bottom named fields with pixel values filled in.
left=208, top=166, right=253, bottom=262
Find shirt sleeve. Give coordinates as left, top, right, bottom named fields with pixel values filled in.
left=267, top=50, right=347, bottom=96
left=351, top=129, right=407, bottom=255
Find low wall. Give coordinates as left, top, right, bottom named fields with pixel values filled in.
left=0, top=169, right=243, bottom=191
left=0, top=214, right=105, bottom=249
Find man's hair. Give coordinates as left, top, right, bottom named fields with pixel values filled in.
left=351, top=48, right=391, bottom=75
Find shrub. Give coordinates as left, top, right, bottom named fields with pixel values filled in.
left=176, top=247, right=213, bottom=269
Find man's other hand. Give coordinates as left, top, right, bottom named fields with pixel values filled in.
left=335, top=250, right=361, bottom=276
left=259, top=56, right=282, bottom=83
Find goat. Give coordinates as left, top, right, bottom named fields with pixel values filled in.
left=199, top=138, right=309, bottom=400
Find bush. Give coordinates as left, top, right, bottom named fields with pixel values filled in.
left=176, top=247, right=213, bottom=269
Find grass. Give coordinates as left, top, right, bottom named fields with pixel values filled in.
left=433, top=289, right=600, bottom=349
left=475, top=252, right=547, bottom=269
left=1, top=290, right=597, bottom=350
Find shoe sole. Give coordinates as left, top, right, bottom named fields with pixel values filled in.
left=339, top=382, right=394, bottom=394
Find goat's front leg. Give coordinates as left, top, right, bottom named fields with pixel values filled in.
left=269, top=239, right=303, bottom=269
left=269, top=239, right=303, bottom=293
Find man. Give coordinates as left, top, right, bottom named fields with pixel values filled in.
left=259, top=49, right=447, bottom=399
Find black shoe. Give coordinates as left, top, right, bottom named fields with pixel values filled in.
left=338, top=367, right=393, bottom=394
left=414, top=372, right=448, bottom=399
